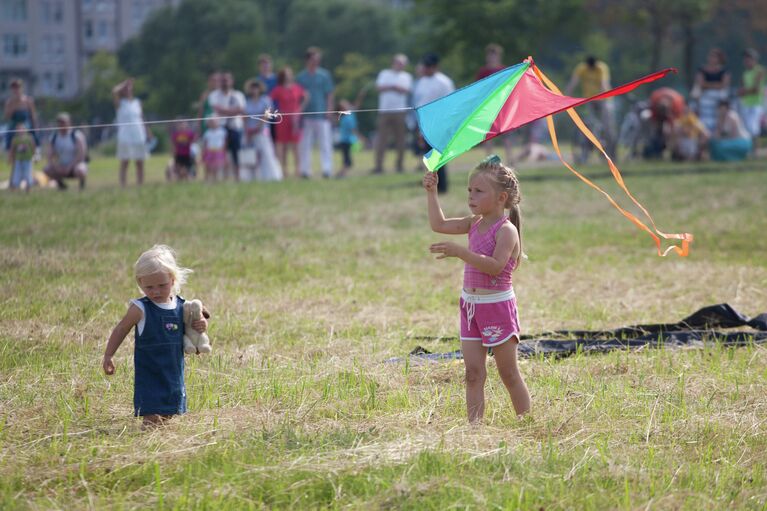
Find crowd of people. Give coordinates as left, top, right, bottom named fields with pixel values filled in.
left=2, top=44, right=765, bottom=192
left=621, top=48, right=764, bottom=163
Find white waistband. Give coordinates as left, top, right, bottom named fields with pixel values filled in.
left=461, top=288, right=515, bottom=304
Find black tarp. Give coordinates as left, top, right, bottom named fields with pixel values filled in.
left=391, top=304, right=767, bottom=362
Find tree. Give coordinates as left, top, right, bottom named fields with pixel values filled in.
left=413, top=0, right=591, bottom=82
left=281, top=0, right=402, bottom=71
left=588, top=0, right=714, bottom=88
left=117, top=0, right=265, bottom=117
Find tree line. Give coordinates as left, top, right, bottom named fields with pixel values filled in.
left=49, top=0, right=767, bottom=134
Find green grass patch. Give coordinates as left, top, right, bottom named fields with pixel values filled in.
left=1, top=150, right=766, bottom=509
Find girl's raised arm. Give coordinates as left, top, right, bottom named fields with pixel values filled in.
left=423, top=172, right=472, bottom=234
left=102, top=304, right=142, bottom=375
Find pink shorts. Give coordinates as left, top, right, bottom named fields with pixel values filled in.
left=460, top=289, right=520, bottom=347
left=203, top=149, right=226, bottom=167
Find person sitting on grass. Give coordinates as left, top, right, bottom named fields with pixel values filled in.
left=423, top=155, right=531, bottom=423
left=43, top=112, right=88, bottom=190
left=102, top=245, right=208, bottom=428
left=710, top=100, right=752, bottom=162
left=670, top=105, right=709, bottom=162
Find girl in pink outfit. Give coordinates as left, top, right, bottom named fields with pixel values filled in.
left=423, top=155, right=530, bottom=423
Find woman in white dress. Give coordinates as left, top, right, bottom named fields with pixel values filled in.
left=113, top=78, right=148, bottom=186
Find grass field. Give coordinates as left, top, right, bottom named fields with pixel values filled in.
left=1, top=147, right=766, bottom=510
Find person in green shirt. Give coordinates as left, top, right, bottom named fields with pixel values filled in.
left=738, top=48, right=765, bottom=154
left=8, top=123, right=36, bottom=191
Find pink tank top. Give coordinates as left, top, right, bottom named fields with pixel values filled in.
left=463, top=217, right=516, bottom=290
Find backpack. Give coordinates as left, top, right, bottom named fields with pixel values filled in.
left=51, top=129, right=90, bottom=163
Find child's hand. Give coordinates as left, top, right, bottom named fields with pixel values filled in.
left=103, top=356, right=115, bottom=375
left=422, top=172, right=438, bottom=193
left=192, top=317, right=207, bottom=333
left=430, top=241, right=464, bottom=259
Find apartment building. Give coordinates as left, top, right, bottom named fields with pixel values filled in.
left=0, top=0, right=179, bottom=99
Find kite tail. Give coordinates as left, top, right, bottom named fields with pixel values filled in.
left=531, top=64, right=693, bottom=257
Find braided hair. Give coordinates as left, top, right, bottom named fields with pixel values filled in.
left=470, top=155, right=523, bottom=264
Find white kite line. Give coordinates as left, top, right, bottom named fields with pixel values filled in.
left=2, top=107, right=415, bottom=136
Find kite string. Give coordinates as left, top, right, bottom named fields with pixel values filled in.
left=2, top=107, right=415, bottom=136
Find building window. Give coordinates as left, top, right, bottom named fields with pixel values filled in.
left=41, top=72, right=54, bottom=95
left=1, top=0, right=27, bottom=21
left=56, top=71, right=66, bottom=93
left=41, top=35, right=51, bottom=62
left=2, top=34, right=28, bottom=58
left=52, top=1, right=63, bottom=21
left=54, top=35, right=65, bottom=57
left=84, top=19, right=93, bottom=39
left=97, top=19, right=109, bottom=40
left=41, top=0, right=63, bottom=23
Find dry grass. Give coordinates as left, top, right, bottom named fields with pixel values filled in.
left=1, top=153, right=766, bottom=509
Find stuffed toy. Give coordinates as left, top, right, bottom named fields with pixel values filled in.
left=183, top=299, right=212, bottom=354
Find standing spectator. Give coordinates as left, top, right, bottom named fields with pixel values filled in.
left=412, top=53, right=455, bottom=194
left=257, top=54, right=278, bottom=94
left=296, top=46, right=335, bottom=179
left=113, top=78, right=147, bottom=187
left=476, top=44, right=513, bottom=162
left=335, top=99, right=361, bottom=178
left=197, top=72, right=220, bottom=135
left=208, top=72, right=246, bottom=181
left=242, top=79, right=282, bottom=182
left=270, top=67, right=306, bottom=178
left=257, top=54, right=279, bottom=144
left=201, top=118, right=227, bottom=182
left=372, top=53, right=412, bottom=174
left=43, top=112, right=88, bottom=190
left=406, top=62, right=426, bottom=156
left=691, top=48, right=731, bottom=133
left=169, top=120, right=196, bottom=181
left=475, top=43, right=505, bottom=80
left=8, top=123, right=35, bottom=192
left=738, top=48, right=765, bottom=155
left=3, top=78, right=38, bottom=151
left=710, top=100, right=752, bottom=161
left=565, top=55, right=616, bottom=162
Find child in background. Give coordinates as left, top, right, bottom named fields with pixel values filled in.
left=8, top=123, right=36, bottom=191
left=102, top=245, right=208, bottom=427
left=670, top=106, right=709, bottom=161
left=423, top=155, right=530, bottom=423
left=334, top=99, right=359, bottom=178
left=170, top=120, right=196, bottom=180
left=243, top=79, right=283, bottom=182
left=201, top=118, right=227, bottom=182
left=270, top=67, right=306, bottom=178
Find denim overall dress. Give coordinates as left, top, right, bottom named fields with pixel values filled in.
left=133, top=296, right=186, bottom=416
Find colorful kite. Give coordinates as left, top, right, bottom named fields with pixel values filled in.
left=416, top=58, right=692, bottom=257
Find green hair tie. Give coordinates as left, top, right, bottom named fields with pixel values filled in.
left=481, top=154, right=502, bottom=165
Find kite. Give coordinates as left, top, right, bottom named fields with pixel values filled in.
left=415, top=57, right=693, bottom=257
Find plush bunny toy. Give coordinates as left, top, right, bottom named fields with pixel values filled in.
left=183, top=299, right=211, bottom=354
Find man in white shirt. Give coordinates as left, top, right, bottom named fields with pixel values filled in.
left=208, top=72, right=246, bottom=181
left=373, top=54, right=413, bottom=174
left=43, top=112, right=88, bottom=190
left=413, top=53, right=455, bottom=193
